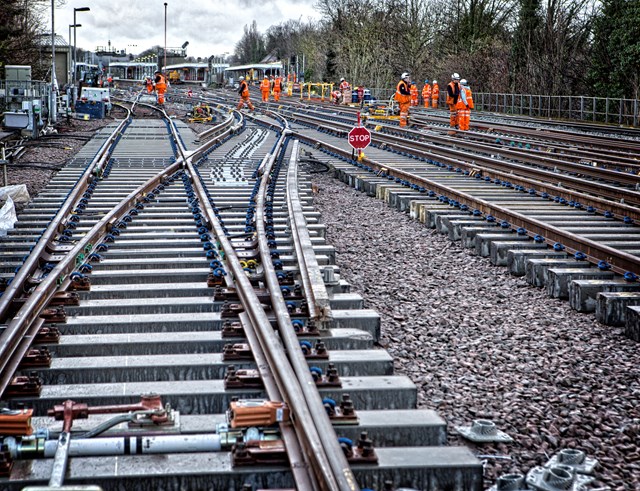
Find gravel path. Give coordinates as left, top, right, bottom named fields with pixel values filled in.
left=312, top=171, right=640, bottom=490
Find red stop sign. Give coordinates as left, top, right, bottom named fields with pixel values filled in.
left=348, top=126, right=371, bottom=150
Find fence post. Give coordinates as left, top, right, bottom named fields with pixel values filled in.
left=634, top=99, right=638, bottom=127
left=593, top=97, right=596, bottom=122
left=605, top=97, right=609, bottom=124
left=580, top=96, right=583, bottom=121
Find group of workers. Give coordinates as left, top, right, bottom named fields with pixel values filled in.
left=237, top=74, right=284, bottom=110
left=395, top=72, right=473, bottom=130
left=144, top=70, right=168, bottom=105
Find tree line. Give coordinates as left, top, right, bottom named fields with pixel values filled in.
left=1, top=0, right=637, bottom=99
left=234, top=0, right=639, bottom=99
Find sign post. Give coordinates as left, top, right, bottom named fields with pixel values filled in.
left=348, top=112, right=371, bottom=159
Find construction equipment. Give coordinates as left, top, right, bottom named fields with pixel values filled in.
left=188, top=103, right=214, bottom=123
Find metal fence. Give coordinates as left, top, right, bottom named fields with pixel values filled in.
left=474, top=93, right=639, bottom=127
left=365, top=88, right=639, bottom=127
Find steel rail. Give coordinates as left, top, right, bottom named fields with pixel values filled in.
left=287, top=110, right=640, bottom=215
left=375, top=137, right=640, bottom=221
left=293, top=133, right=640, bottom=277
left=284, top=108, right=640, bottom=189
left=184, top=121, right=350, bottom=490
left=0, top=105, right=133, bottom=323
left=253, top=134, right=358, bottom=491
left=286, top=141, right=332, bottom=325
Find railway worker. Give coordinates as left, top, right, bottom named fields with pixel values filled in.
left=458, top=79, right=474, bottom=131
left=260, top=75, right=271, bottom=102
left=153, top=70, right=167, bottom=105
left=446, top=73, right=462, bottom=128
left=145, top=77, right=154, bottom=94
left=394, top=72, right=412, bottom=127
left=422, top=79, right=432, bottom=108
left=339, top=77, right=350, bottom=105
left=236, top=76, right=255, bottom=111
left=410, top=82, right=419, bottom=107
left=331, top=89, right=342, bottom=104
left=431, top=80, right=439, bottom=108
left=273, top=76, right=283, bottom=102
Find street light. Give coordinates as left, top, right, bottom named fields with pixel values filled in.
left=73, top=7, right=90, bottom=85
left=68, top=24, right=81, bottom=83
left=164, top=3, right=168, bottom=72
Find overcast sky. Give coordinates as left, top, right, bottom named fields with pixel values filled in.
left=49, top=0, right=323, bottom=59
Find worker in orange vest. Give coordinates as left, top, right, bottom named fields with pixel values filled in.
left=260, top=76, right=271, bottom=102
left=237, top=76, right=254, bottom=111
left=153, top=71, right=167, bottom=105
left=458, top=79, right=474, bottom=130
left=273, top=76, right=282, bottom=102
left=446, top=73, right=462, bottom=128
left=145, top=77, right=154, bottom=94
left=431, top=80, right=439, bottom=108
left=421, top=80, right=431, bottom=108
left=394, top=72, right=412, bottom=127
left=339, top=77, right=350, bottom=104
left=410, top=82, right=418, bottom=107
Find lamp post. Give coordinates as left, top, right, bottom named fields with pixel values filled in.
left=51, top=0, right=56, bottom=123
left=68, top=24, right=81, bottom=84
left=163, top=2, right=168, bottom=72
left=73, top=7, right=90, bottom=85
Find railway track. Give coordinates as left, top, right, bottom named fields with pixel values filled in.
left=0, top=96, right=483, bottom=490
left=1, top=87, right=639, bottom=490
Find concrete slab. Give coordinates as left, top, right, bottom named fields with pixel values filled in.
left=490, top=241, right=547, bottom=266
left=596, top=292, right=640, bottom=326
left=18, top=375, right=417, bottom=415
left=569, top=279, right=640, bottom=313
left=546, top=269, right=615, bottom=299
left=5, top=446, right=482, bottom=491
left=460, top=226, right=500, bottom=249
left=625, top=306, right=640, bottom=341
left=41, top=328, right=375, bottom=357
left=474, top=232, right=528, bottom=257
left=525, top=259, right=592, bottom=287
left=507, top=250, right=568, bottom=277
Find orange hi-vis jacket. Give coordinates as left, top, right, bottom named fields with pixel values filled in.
left=395, top=79, right=411, bottom=104
left=260, top=79, right=270, bottom=92
left=446, top=81, right=460, bottom=106
left=339, top=80, right=350, bottom=91
left=239, top=80, right=250, bottom=97
left=273, top=78, right=282, bottom=91
left=422, top=83, right=432, bottom=100
left=464, top=86, right=474, bottom=109
left=410, top=84, right=418, bottom=98
left=431, top=83, right=439, bottom=100
left=154, top=73, right=167, bottom=91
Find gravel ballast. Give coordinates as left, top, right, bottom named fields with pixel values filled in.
left=312, top=171, right=639, bottom=490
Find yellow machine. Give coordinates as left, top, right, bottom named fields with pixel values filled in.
left=364, top=96, right=400, bottom=121
left=189, top=104, right=213, bottom=123
left=169, top=70, right=183, bottom=84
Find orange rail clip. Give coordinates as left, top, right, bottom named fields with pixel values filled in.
left=229, top=400, right=290, bottom=428
left=0, top=408, right=33, bottom=436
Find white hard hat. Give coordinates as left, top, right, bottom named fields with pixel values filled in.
left=340, top=77, right=345, bottom=82
left=460, top=79, right=467, bottom=85
left=401, top=72, right=410, bottom=79
left=452, top=73, right=460, bottom=80
left=432, top=80, right=437, bottom=84
left=264, top=75, right=268, bottom=78
left=239, top=76, right=244, bottom=80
